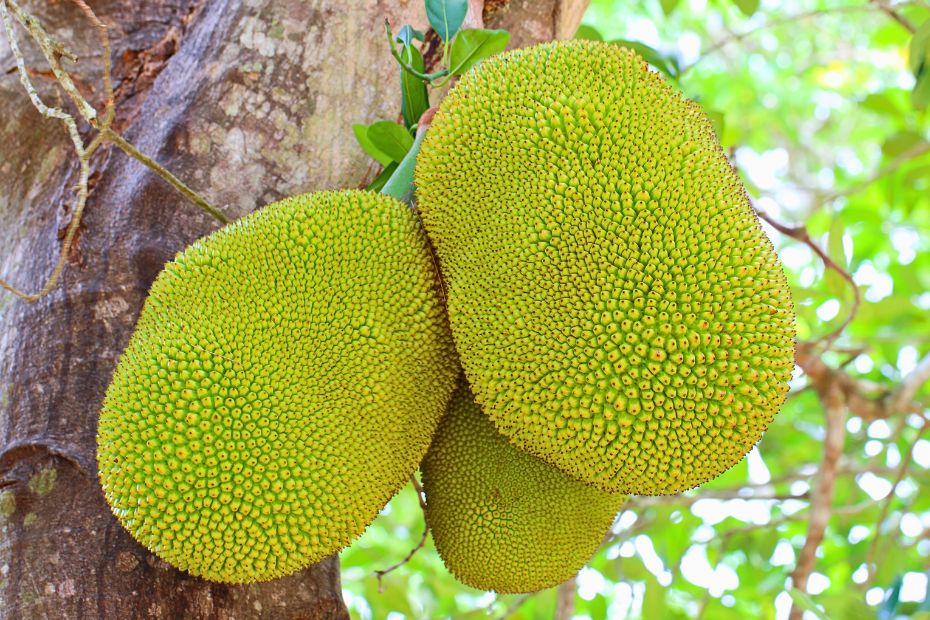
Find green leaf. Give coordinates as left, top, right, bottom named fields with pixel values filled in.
left=788, top=589, right=832, bottom=620
left=425, top=0, right=467, bottom=42
left=448, top=29, right=510, bottom=76
left=882, top=130, right=926, bottom=158
left=819, top=590, right=874, bottom=620
left=909, top=19, right=930, bottom=75
left=400, top=44, right=429, bottom=128
left=396, top=25, right=425, bottom=46
left=366, top=162, right=398, bottom=192
left=352, top=123, right=392, bottom=166
left=575, top=24, right=603, bottom=41
left=611, top=39, right=678, bottom=78
left=879, top=576, right=902, bottom=620
left=911, top=20, right=930, bottom=108
left=366, top=121, right=414, bottom=163
left=643, top=575, right=667, bottom=616
left=733, top=0, right=759, bottom=17
left=380, top=130, right=428, bottom=203
left=903, top=162, right=930, bottom=186
left=859, top=92, right=903, bottom=116
left=660, top=0, right=681, bottom=16
left=913, top=71, right=930, bottom=110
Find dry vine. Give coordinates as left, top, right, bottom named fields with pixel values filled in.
left=0, top=0, right=227, bottom=302
left=372, top=474, right=431, bottom=591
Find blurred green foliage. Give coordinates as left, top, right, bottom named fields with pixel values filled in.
left=343, top=1, right=930, bottom=617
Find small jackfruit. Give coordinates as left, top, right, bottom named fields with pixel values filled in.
left=421, top=379, right=626, bottom=593
left=97, top=190, right=457, bottom=583
left=416, top=41, right=796, bottom=495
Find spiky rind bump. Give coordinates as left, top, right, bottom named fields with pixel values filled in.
left=98, top=190, right=457, bottom=583
left=416, top=41, right=796, bottom=495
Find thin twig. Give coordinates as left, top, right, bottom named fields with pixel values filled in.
left=372, top=475, right=430, bottom=591
left=756, top=210, right=860, bottom=345
left=0, top=0, right=95, bottom=301
left=4, top=0, right=98, bottom=120
left=69, top=0, right=114, bottom=128
left=102, top=129, right=229, bottom=225
left=871, top=0, right=918, bottom=32
left=787, top=335, right=930, bottom=615
left=5, top=0, right=215, bottom=219
left=683, top=5, right=877, bottom=75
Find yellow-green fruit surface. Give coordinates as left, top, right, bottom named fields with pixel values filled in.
left=422, top=379, right=626, bottom=593
left=416, top=41, right=796, bottom=495
left=97, top=190, right=457, bottom=583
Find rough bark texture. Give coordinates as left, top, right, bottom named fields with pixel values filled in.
left=0, top=0, right=584, bottom=618
left=485, top=0, right=587, bottom=49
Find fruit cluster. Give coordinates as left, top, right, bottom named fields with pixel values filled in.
left=97, top=41, right=795, bottom=591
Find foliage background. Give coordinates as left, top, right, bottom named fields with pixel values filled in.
left=341, top=0, right=930, bottom=618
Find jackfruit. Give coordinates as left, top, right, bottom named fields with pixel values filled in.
left=421, top=379, right=626, bottom=593
left=97, top=190, right=457, bottom=583
left=415, top=41, right=796, bottom=495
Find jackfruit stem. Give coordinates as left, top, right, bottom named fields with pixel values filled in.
left=385, top=20, right=449, bottom=83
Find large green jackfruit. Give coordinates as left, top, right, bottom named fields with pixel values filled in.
left=422, top=379, right=626, bottom=593
left=416, top=41, right=796, bottom=495
left=97, top=190, right=457, bottom=583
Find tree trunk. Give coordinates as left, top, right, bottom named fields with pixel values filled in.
left=0, top=0, right=584, bottom=617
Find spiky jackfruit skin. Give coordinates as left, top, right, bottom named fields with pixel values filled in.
left=416, top=41, right=796, bottom=495
left=97, top=190, right=457, bottom=583
left=422, top=379, right=626, bottom=593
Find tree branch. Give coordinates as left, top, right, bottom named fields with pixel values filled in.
left=554, top=577, right=576, bottom=620
left=796, top=343, right=930, bottom=421
left=788, top=381, right=845, bottom=620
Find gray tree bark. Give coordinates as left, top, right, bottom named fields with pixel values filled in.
left=0, top=0, right=584, bottom=617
